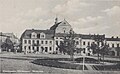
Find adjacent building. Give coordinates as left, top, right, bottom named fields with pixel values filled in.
left=0, top=32, right=20, bottom=52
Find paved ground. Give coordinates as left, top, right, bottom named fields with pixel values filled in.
left=0, top=52, right=120, bottom=74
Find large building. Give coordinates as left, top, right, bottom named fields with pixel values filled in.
left=20, top=18, right=120, bottom=56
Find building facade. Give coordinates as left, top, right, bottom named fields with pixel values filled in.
left=21, top=18, right=120, bottom=56
left=21, top=30, right=55, bottom=54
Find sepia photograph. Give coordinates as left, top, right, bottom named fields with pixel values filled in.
left=0, top=0, right=120, bottom=74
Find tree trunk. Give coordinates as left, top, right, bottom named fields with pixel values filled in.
left=98, top=53, right=100, bottom=63
left=70, top=54, right=74, bottom=62
left=103, top=53, right=104, bottom=64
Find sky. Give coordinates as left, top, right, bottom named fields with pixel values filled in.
left=0, top=0, right=120, bottom=38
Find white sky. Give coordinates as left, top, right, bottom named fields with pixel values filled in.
left=0, top=0, right=120, bottom=38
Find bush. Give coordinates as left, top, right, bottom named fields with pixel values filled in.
left=75, top=57, right=98, bottom=63
left=93, top=64, right=120, bottom=71
left=32, top=58, right=88, bottom=70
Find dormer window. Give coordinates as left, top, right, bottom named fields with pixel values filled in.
left=37, top=34, right=40, bottom=38
left=40, top=32, right=45, bottom=38
left=31, top=32, right=37, bottom=38
left=41, top=35, right=44, bottom=38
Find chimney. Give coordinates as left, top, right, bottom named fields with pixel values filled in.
left=116, top=36, right=118, bottom=38
left=111, top=36, right=114, bottom=38
left=55, top=17, right=58, bottom=24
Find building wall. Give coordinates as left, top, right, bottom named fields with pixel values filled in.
left=107, top=41, right=120, bottom=48
left=106, top=41, right=120, bottom=56
left=55, top=20, right=72, bottom=34
left=22, top=38, right=54, bottom=54
left=81, top=39, right=94, bottom=55
left=54, top=37, right=64, bottom=53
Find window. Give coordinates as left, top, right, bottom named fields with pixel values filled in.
left=40, top=32, right=45, bottom=38
left=24, top=40, right=27, bottom=44
left=28, top=46, right=31, bottom=50
left=41, top=47, right=44, bottom=52
left=83, top=48, right=85, bottom=53
left=88, top=42, right=90, bottom=46
left=32, top=46, right=34, bottom=50
left=45, top=41, right=48, bottom=44
left=117, top=44, right=119, bottom=47
left=83, top=41, right=85, bottom=45
left=56, top=37, right=58, bottom=39
left=41, top=41, right=44, bottom=44
left=41, top=35, right=44, bottom=38
left=60, top=37, right=63, bottom=39
left=28, top=40, right=31, bottom=44
left=31, top=32, right=37, bottom=38
left=112, top=44, right=114, bottom=48
left=24, top=46, right=26, bottom=49
left=97, top=42, right=100, bottom=46
left=30, top=34, right=31, bottom=38
left=45, top=47, right=48, bottom=52
left=56, top=41, right=58, bottom=45
left=50, top=41, right=52, bottom=44
left=37, top=40, right=39, bottom=44
left=56, top=47, right=58, bottom=50
left=33, top=35, right=35, bottom=37
left=76, top=41, right=79, bottom=45
left=49, top=47, right=52, bottom=51
left=37, top=34, right=40, bottom=38
left=37, top=46, right=39, bottom=51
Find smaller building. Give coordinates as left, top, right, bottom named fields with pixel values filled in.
left=106, top=36, right=120, bottom=56
left=0, top=32, right=20, bottom=52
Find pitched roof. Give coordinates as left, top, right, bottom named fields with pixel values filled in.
left=50, top=22, right=62, bottom=30
left=0, top=32, right=18, bottom=39
left=80, top=34, right=105, bottom=39
left=55, top=33, right=80, bottom=37
left=54, top=33, right=105, bottom=40
left=50, top=19, right=72, bottom=30
left=106, top=38, right=120, bottom=41
left=21, top=29, right=54, bottom=39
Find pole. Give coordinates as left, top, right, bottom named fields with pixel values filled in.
left=0, top=32, right=2, bottom=53
left=1, top=58, right=2, bottom=73
left=83, top=55, right=85, bottom=71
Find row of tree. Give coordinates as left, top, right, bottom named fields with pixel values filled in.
left=57, top=30, right=111, bottom=63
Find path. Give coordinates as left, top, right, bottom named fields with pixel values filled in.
left=85, top=65, right=94, bottom=70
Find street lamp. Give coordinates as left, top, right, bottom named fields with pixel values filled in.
left=0, top=32, right=2, bottom=53
left=83, top=55, right=85, bottom=71
left=0, top=58, right=3, bottom=73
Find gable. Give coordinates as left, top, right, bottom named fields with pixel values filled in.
left=55, top=20, right=72, bottom=34
left=57, top=19, right=71, bottom=27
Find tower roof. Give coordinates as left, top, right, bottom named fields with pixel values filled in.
left=50, top=22, right=62, bottom=30
left=50, top=19, right=71, bottom=30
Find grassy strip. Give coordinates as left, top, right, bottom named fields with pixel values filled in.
left=32, top=58, right=88, bottom=70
